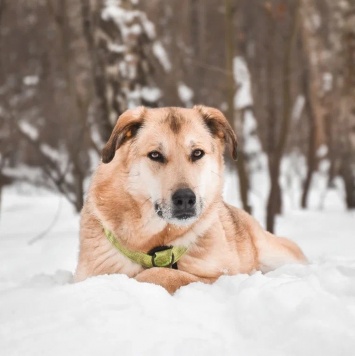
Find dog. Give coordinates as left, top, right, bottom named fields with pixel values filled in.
left=75, top=106, right=307, bottom=293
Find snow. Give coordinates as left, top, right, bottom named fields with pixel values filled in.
left=101, top=0, right=156, bottom=56
left=101, top=1, right=136, bottom=39
left=312, top=13, right=322, bottom=30
left=3, top=164, right=44, bottom=184
left=323, top=72, right=333, bottom=92
left=140, top=13, right=156, bottom=40
left=291, top=95, right=305, bottom=122
left=233, top=56, right=253, bottom=109
left=23, top=75, right=39, bottom=86
left=141, top=86, right=161, bottom=103
left=319, top=159, right=330, bottom=174
left=232, top=56, right=263, bottom=172
left=317, top=144, right=328, bottom=158
left=178, top=82, right=194, bottom=106
left=243, top=111, right=262, bottom=155
left=152, top=41, right=172, bottom=72
left=126, top=87, right=141, bottom=108
left=40, top=143, right=61, bottom=162
left=1, top=179, right=355, bottom=356
left=18, top=120, right=39, bottom=140
left=107, top=43, right=126, bottom=53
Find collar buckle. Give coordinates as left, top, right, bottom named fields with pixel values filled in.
left=149, top=246, right=175, bottom=268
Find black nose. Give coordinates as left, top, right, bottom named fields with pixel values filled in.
left=172, top=188, right=196, bottom=219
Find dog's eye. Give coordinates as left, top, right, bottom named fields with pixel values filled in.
left=148, top=151, right=165, bottom=163
left=191, top=149, right=205, bottom=162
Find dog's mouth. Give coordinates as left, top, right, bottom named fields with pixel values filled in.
left=156, top=203, right=194, bottom=220
left=173, top=211, right=196, bottom=220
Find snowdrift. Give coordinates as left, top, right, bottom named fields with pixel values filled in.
left=1, top=187, right=355, bottom=356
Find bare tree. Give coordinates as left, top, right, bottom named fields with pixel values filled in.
left=224, top=0, right=251, bottom=213
left=1, top=0, right=354, bottom=218
left=82, top=0, right=171, bottom=136
left=0, top=0, right=13, bottom=212
left=299, top=0, right=327, bottom=208
left=265, top=1, right=301, bottom=232
left=337, top=0, right=355, bottom=208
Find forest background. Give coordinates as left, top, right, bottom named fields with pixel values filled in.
left=0, top=0, right=354, bottom=233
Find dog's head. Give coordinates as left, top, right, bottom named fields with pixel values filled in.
left=101, top=106, right=237, bottom=227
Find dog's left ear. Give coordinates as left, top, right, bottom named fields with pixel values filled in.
left=194, top=105, right=238, bottom=160
left=101, top=107, right=145, bottom=164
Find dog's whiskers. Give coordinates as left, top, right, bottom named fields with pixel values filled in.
left=121, top=170, right=140, bottom=177
left=140, top=197, right=152, bottom=208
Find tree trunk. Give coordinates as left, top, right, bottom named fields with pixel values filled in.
left=299, top=0, right=329, bottom=208
left=266, top=1, right=300, bottom=232
left=0, top=185, right=2, bottom=218
left=47, top=0, right=89, bottom=212
left=80, top=0, right=113, bottom=142
left=300, top=64, right=317, bottom=208
left=301, top=99, right=317, bottom=208
left=299, top=0, right=326, bottom=148
left=224, top=0, right=251, bottom=213
left=340, top=1, right=355, bottom=209
left=340, top=161, right=355, bottom=208
left=74, top=172, right=84, bottom=213
left=266, top=163, right=281, bottom=232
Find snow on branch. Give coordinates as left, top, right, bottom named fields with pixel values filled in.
left=233, top=56, right=253, bottom=109
left=40, top=143, right=61, bottom=163
left=152, top=41, right=171, bottom=72
left=178, top=82, right=194, bottom=106
left=141, top=86, right=161, bottom=103
left=18, top=120, right=39, bottom=141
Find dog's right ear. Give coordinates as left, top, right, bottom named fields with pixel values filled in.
left=101, top=107, right=145, bottom=164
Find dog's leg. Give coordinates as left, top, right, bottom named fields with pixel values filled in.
left=135, top=268, right=208, bottom=294
left=257, top=232, right=308, bottom=273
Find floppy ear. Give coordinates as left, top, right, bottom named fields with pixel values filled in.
left=194, top=105, right=238, bottom=160
left=101, top=107, right=145, bottom=164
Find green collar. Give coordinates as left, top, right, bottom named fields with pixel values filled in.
left=104, top=228, right=188, bottom=268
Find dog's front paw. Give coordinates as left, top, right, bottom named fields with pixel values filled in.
left=135, top=268, right=198, bottom=294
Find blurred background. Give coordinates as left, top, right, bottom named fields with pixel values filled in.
left=0, top=0, right=354, bottom=233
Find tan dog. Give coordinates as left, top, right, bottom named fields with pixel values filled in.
left=75, top=106, right=306, bottom=293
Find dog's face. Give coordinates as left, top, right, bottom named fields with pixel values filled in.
left=101, top=106, right=237, bottom=227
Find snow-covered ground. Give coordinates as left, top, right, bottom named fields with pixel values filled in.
left=1, top=181, right=355, bottom=356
